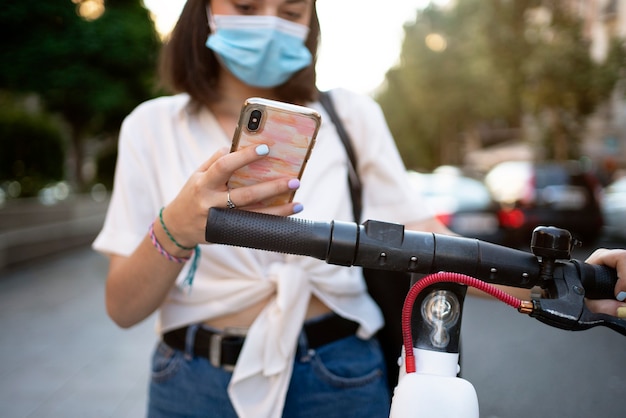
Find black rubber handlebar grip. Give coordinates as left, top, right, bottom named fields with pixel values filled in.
left=205, top=208, right=619, bottom=300
left=205, top=208, right=332, bottom=261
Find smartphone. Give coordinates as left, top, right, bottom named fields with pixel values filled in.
left=228, top=97, right=321, bottom=207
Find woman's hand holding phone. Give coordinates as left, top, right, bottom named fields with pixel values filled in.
left=162, top=144, right=304, bottom=249
left=160, top=97, right=320, bottom=249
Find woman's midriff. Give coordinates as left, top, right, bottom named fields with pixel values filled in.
left=203, top=294, right=331, bottom=329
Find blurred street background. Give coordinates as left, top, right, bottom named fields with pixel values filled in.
left=3, top=1, right=626, bottom=417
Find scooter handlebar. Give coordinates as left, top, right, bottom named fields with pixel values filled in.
left=205, top=208, right=624, bottom=335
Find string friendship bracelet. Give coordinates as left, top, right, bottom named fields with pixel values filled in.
left=159, top=207, right=196, bottom=251
left=149, top=221, right=200, bottom=291
left=149, top=222, right=191, bottom=264
left=179, top=246, right=201, bottom=291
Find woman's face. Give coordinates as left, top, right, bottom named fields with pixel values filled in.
left=210, top=0, right=313, bottom=27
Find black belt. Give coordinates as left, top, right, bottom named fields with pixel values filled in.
left=163, top=313, right=359, bottom=370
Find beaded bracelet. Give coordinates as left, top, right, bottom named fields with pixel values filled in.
left=149, top=222, right=191, bottom=263
left=159, top=207, right=195, bottom=251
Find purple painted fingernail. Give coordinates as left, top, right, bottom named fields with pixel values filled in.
left=617, top=291, right=626, bottom=302
left=288, top=179, right=300, bottom=190
left=255, top=144, right=269, bottom=156
left=293, top=203, right=304, bottom=213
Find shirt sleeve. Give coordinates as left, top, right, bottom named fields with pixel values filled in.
left=92, top=106, right=161, bottom=256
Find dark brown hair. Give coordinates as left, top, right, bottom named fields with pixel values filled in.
left=158, top=0, right=320, bottom=107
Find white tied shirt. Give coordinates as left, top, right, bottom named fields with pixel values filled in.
left=93, top=89, right=432, bottom=418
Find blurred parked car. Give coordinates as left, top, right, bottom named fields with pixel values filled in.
left=484, top=160, right=604, bottom=247
left=408, top=167, right=505, bottom=243
left=601, top=176, right=626, bottom=241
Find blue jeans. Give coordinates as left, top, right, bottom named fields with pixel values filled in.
left=148, top=329, right=391, bottom=417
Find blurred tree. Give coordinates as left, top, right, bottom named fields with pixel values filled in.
left=0, top=0, right=161, bottom=191
left=520, top=3, right=626, bottom=160
left=0, top=95, right=65, bottom=197
left=376, top=0, right=626, bottom=170
left=377, top=0, right=504, bottom=170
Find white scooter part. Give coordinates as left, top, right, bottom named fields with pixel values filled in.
left=389, top=348, right=479, bottom=418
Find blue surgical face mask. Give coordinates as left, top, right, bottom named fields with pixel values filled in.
left=205, top=13, right=312, bottom=88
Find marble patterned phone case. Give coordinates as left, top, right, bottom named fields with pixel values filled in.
left=228, top=98, right=321, bottom=207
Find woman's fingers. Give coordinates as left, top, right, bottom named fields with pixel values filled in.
left=249, top=201, right=304, bottom=216
left=584, top=248, right=626, bottom=318
left=202, top=143, right=271, bottom=188
left=585, top=298, right=626, bottom=317
left=196, top=144, right=304, bottom=212
left=585, top=248, right=626, bottom=297
left=585, top=248, right=626, bottom=268
left=222, top=178, right=301, bottom=210
left=168, top=143, right=304, bottom=246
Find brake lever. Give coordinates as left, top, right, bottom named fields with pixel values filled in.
left=529, top=260, right=626, bottom=336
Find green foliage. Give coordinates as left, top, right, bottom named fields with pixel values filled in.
left=0, top=0, right=162, bottom=189
left=94, top=142, right=118, bottom=191
left=0, top=98, right=65, bottom=197
left=377, top=1, right=509, bottom=170
left=376, top=0, right=626, bottom=169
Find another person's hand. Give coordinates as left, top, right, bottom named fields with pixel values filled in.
left=583, top=248, right=626, bottom=318
left=160, top=144, right=303, bottom=248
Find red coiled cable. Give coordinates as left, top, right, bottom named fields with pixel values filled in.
left=402, top=272, right=524, bottom=373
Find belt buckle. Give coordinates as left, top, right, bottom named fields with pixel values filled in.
left=209, top=327, right=247, bottom=371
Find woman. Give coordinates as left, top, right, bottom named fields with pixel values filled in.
left=93, top=1, right=626, bottom=417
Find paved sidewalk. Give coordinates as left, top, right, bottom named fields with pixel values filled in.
left=0, top=248, right=156, bottom=418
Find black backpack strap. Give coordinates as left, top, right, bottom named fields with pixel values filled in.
left=318, top=90, right=363, bottom=222
left=319, top=90, right=410, bottom=393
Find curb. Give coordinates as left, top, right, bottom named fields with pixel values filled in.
left=0, top=195, right=108, bottom=271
